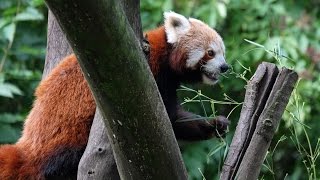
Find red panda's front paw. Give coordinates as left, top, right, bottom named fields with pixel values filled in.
left=142, top=37, right=150, bottom=58
left=210, top=116, right=230, bottom=138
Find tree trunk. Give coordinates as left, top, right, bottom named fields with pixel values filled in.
left=44, top=0, right=188, bottom=179
left=220, top=62, right=298, bottom=180
left=43, top=11, right=72, bottom=78
left=78, top=0, right=142, bottom=179
left=78, top=109, right=120, bottom=180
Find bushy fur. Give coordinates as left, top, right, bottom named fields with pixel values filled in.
left=0, top=56, right=95, bottom=179
left=0, top=12, right=229, bottom=179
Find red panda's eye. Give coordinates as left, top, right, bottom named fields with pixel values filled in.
left=207, top=50, right=215, bottom=58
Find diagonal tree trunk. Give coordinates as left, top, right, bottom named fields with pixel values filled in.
left=78, top=1, right=142, bottom=179
left=44, top=0, right=188, bottom=179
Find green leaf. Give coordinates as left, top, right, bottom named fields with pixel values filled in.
left=15, top=7, right=44, bottom=21
left=0, top=19, right=9, bottom=29
left=244, top=39, right=265, bottom=48
left=3, top=22, right=16, bottom=43
left=208, top=141, right=226, bottom=156
left=271, top=4, right=286, bottom=15
left=0, top=82, right=23, bottom=98
left=216, top=2, right=227, bottom=18
left=0, top=84, right=13, bottom=98
left=8, top=83, right=23, bottom=95
left=31, top=0, right=45, bottom=7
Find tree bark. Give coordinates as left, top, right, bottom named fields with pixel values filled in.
left=43, top=11, right=72, bottom=78
left=121, top=0, right=143, bottom=40
left=78, top=1, right=141, bottom=179
left=237, top=68, right=298, bottom=179
left=45, top=0, right=188, bottom=179
left=220, top=63, right=298, bottom=180
left=78, top=109, right=120, bottom=180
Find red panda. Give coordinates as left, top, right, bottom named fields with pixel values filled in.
left=0, top=12, right=229, bottom=179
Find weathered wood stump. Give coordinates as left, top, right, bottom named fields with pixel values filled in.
left=220, top=62, right=298, bottom=180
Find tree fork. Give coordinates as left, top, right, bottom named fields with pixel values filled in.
left=44, top=0, right=188, bottom=179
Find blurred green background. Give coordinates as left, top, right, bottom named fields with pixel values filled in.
left=0, top=0, right=319, bottom=179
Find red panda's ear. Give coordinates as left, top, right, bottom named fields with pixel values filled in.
left=164, top=11, right=190, bottom=44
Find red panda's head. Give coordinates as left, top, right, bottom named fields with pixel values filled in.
left=164, top=12, right=228, bottom=85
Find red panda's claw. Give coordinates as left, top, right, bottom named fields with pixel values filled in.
left=211, top=116, right=230, bottom=138
left=142, top=37, right=150, bottom=58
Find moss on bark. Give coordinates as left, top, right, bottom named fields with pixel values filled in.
left=45, top=0, right=187, bottom=179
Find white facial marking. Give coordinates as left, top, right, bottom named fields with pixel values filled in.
left=202, top=74, right=218, bottom=85
left=204, top=54, right=226, bottom=73
left=201, top=40, right=226, bottom=85
left=188, top=18, right=205, bottom=25
left=202, top=40, right=226, bottom=75
left=164, top=11, right=191, bottom=44
left=186, top=49, right=205, bottom=68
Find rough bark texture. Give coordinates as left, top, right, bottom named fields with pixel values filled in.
left=121, top=0, right=143, bottom=40
left=43, top=11, right=72, bottom=78
left=78, top=109, right=120, bottom=180
left=220, top=62, right=298, bottom=180
left=45, top=0, right=188, bottom=179
left=237, top=68, right=298, bottom=179
left=78, top=0, right=142, bottom=179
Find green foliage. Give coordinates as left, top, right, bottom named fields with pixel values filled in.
left=0, top=0, right=46, bottom=143
left=0, top=0, right=319, bottom=179
left=143, top=0, right=320, bottom=179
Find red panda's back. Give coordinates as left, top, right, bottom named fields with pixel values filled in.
left=0, top=54, right=96, bottom=179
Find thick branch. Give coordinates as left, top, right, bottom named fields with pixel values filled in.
left=45, top=0, right=187, bottom=179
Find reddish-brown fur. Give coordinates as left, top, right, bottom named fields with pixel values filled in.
left=146, top=26, right=168, bottom=74
left=0, top=20, right=229, bottom=179
left=0, top=28, right=168, bottom=179
left=0, top=145, right=23, bottom=179
left=169, top=46, right=188, bottom=73
left=147, top=26, right=187, bottom=73
left=0, top=55, right=95, bottom=179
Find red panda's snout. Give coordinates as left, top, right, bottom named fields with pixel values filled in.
left=220, top=64, right=229, bottom=73
left=201, top=52, right=229, bottom=85
left=164, top=11, right=228, bottom=85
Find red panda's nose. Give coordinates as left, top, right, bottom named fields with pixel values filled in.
left=220, top=64, right=229, bottom=73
